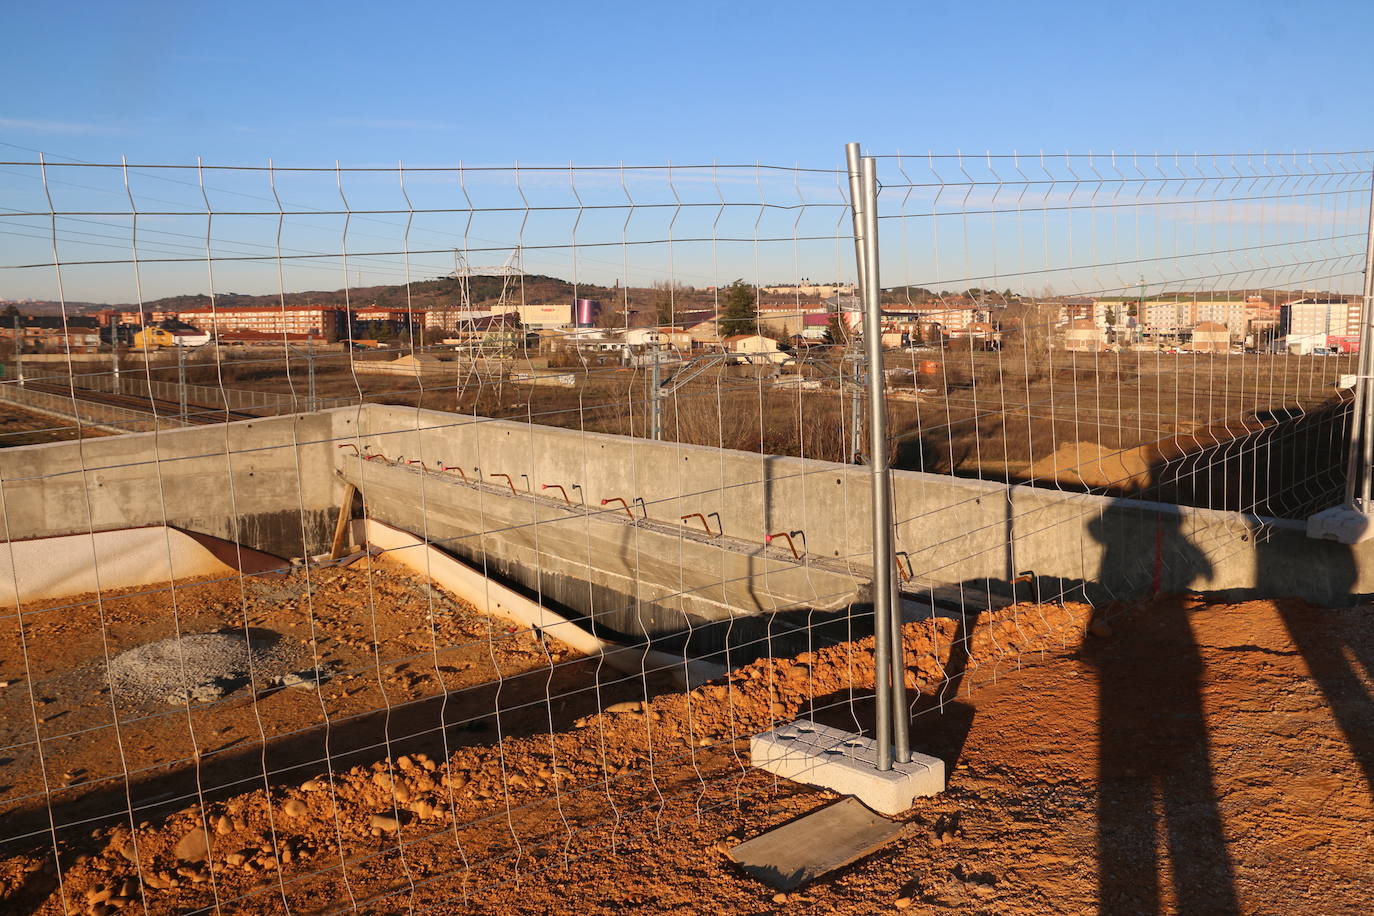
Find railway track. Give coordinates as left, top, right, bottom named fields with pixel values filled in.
left=23, top=382, right=261, bottom=426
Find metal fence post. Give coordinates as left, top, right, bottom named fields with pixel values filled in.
left=13, top=315, right=23, bottom=386
left=307, top=338, right=317, bottom=413
left=849, top=146, right=894, bottom=771
left=860, top=154, right=911, bottom=765
left=1344, top=176, right=1374, bottom=512
left=650, top=351, right=663, bottom=440
left=177, top=346, right=187, bottom=421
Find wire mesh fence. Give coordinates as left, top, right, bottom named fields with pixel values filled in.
left=0, top=147, right=1369, bottom=913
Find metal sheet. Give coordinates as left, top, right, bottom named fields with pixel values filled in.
left=728, top=797, right=908, bottom=891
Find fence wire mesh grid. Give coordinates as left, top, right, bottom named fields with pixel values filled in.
left=0, top=148, right=1371, bottom=914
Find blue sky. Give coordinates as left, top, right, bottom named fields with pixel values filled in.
left=3, top=0, right=1373, bottom=302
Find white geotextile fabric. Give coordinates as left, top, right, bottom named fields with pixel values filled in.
left=0, top=526, right=236, bottom=605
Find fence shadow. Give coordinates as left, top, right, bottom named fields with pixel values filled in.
left=0, top=658, right=680, bottom=914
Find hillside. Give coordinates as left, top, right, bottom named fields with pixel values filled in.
left=109, top=275, right=734, bottom=318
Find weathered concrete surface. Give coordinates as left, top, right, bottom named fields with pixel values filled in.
left=1, top=399, right=1367, bottom=641
left=0, top=412, right=339, bottom=558
left=343, top=404, right=1374, bottom=606
left=340, top=454, right=867, bottom=656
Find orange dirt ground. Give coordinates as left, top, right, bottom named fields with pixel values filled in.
left=1, top=577, right=1371, bottom=915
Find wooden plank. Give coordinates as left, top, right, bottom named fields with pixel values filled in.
left=728, top=797, right=908, bottom=891
left=329, top=483, right=357, bottom=559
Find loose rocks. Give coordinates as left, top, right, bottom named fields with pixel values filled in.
left=173, top=827, right=210, bottom=863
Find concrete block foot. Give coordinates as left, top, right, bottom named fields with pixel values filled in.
left=750, top=718, right=945, bottom=815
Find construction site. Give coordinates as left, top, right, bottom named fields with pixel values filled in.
left=1, top=148, right=1373, bottom=916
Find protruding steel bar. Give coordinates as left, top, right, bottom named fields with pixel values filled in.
left=440, top=462, right=468, bottom=483
left=542, top=483, right=572, bottom=505
left=600, top=497, right=633, bottom=519
left=764, top=531, right=802, bottom=560
left=681, top=513, right=712, bottom=535
left=490, top=472, right=516, bottom=496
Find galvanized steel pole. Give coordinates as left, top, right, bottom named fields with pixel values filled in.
left=1347, top=174, right=1374, bottom=510
left=860, top=156, right=911, bottom=765
left=849, top=148, right=893, bottom=770
left=650, top=351, right=662, bottom=440
left=13, top=315, right=23, bottom=386
left=846, top=142, right=868, bottom=468
left=846, top=143, right=869, bottom=301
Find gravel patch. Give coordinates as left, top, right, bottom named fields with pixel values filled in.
left=107, top=631, right=315, bottom=707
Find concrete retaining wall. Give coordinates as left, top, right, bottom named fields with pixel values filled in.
left=339, top=452, right=867, bottom=655
left=343, top=404, right=1374, bottom=606
left=0, top=411, right=340, bottom=558
left=2, top=398, right=1365, bottom=654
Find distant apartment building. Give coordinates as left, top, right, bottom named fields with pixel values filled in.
left=1050, top=298, right=1097, bottom=325
left=1278, top=298, right=1360, bottom=353
left=760, top=283, right=855, bottom=298
left=800, top=312, right=831, bottom=340
left=889, top=305, right=985, bottom=337
left=1, top=316, right=103, bottom=353
left=423, top=307, right=513, bottom=331
left=4, top=328, right=102, bottom=353
left=152, top=305, right=347, bottom=341
left=217, top=329, right=324, bottom=346
left=1136, top=300, right=1246, bottom=340
left=351, top=306, right=425, bottom=339
left=1280, top=298, right=1359, bottom=336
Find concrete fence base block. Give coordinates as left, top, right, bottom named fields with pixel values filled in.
left=750, top=718, right=945, bottom=815
left=1307, top=504, right=1374, bottom=544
